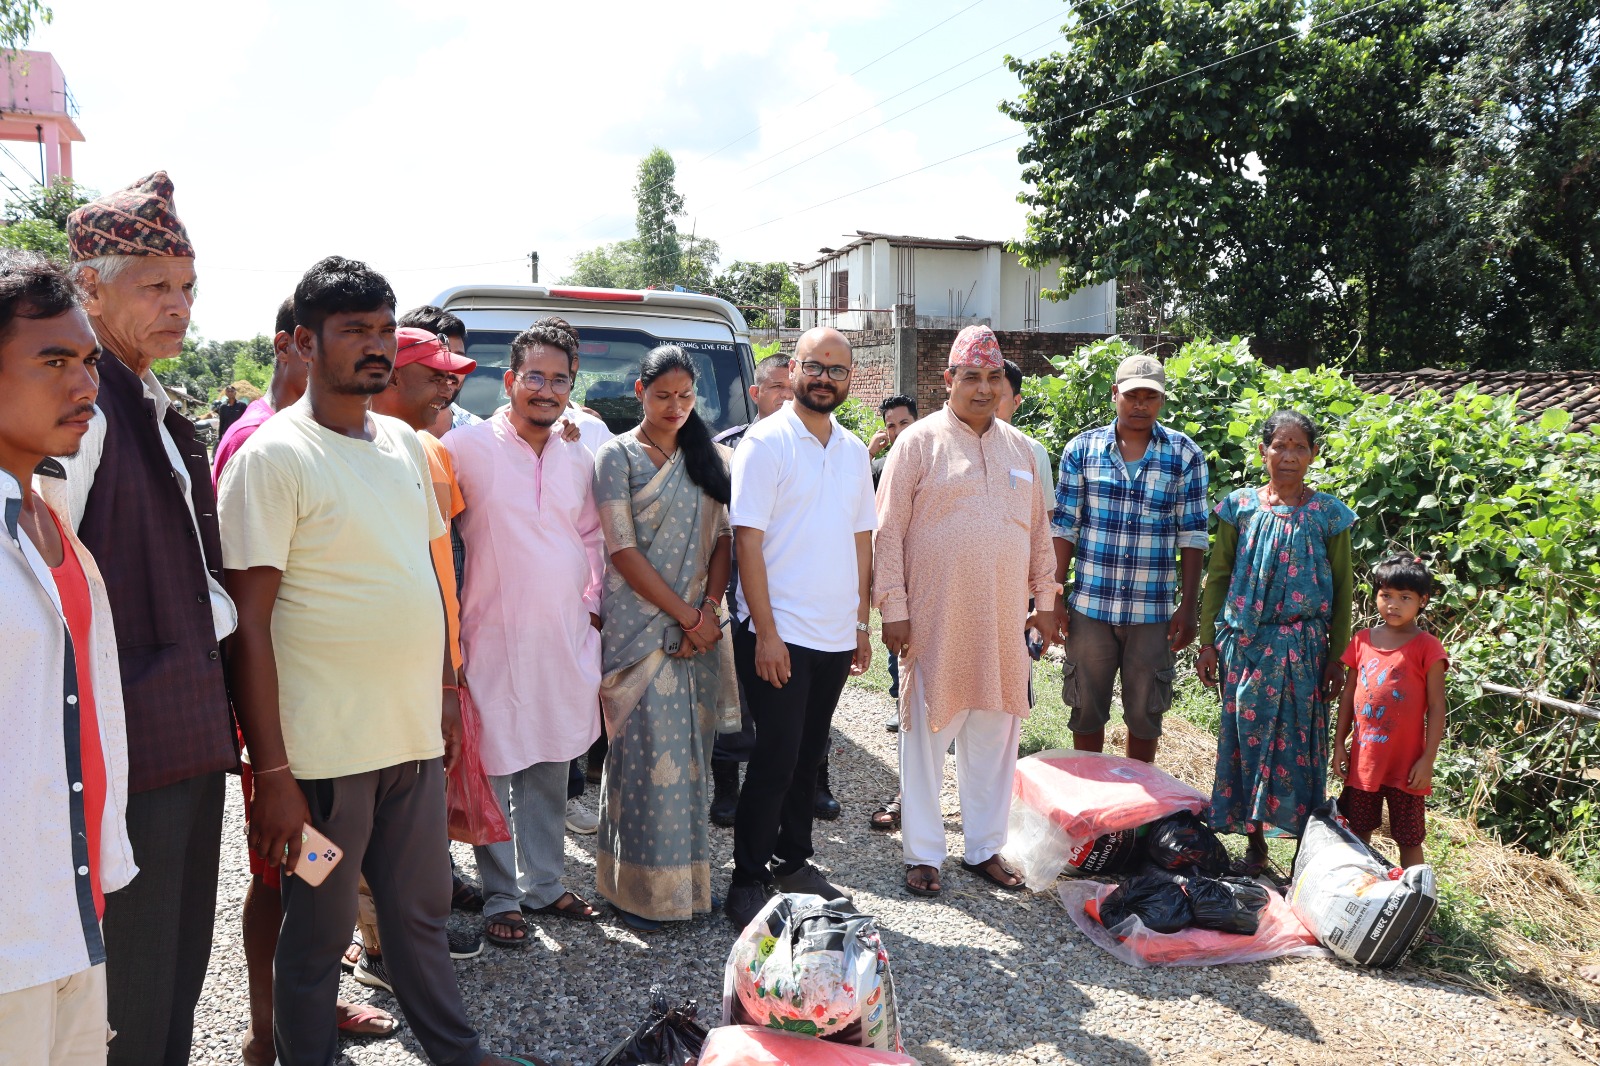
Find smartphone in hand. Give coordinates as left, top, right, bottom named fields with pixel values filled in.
left=290, top=824, right=344, bottom=886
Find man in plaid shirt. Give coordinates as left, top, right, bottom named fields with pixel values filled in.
left=1051, top=354, right=1208, bottom=762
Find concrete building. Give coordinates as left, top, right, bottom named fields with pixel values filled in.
left=794, top=230, right=1115, bottom=335
left=0, top=50, right=83, bottom=183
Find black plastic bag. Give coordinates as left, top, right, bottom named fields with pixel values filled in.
left=1187, top=875, right=1271, bottom=936
left=595, top=985, right=708, bottom=1066
left=1097, top=871, right=1193, bottom=933
left=1144, top=811, right=1230, bottom=875
left=1066, top=827, right=1143, bottom=877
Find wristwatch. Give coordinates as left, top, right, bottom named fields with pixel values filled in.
left=855, top=621, right=870, bottom=634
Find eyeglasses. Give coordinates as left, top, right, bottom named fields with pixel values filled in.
left=516, top=371, right=573, bottom=394
left=800, top=360, right=851, bottom=382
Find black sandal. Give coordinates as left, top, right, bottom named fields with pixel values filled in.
left=484, top=911, right=529, bottom=948
left=869, top=797, right=901, bottom=832
left=451, top=875, right=485, bottom=913
left=525, top=891, right=602, bottom=922
left=905, top=864, right=942, bottom=898
left=961, top=854, right=1025, bottom=891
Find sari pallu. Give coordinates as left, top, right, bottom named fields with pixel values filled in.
left=593, top=437, right=735, bottom=920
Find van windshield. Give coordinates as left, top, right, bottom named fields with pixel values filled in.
left=456, top=326, right=754, bottom=435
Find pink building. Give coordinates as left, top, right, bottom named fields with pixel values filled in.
left=0, top=50, right=82, bottom=182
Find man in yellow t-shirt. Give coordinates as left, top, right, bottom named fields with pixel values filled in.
left=220, top=258, right=545, bottom=1066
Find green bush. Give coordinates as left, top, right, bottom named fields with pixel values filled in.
left=1018, top=337, right=1600, bottom=865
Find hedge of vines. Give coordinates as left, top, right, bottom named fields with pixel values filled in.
left=1016, top=337, right=1600, bottom=864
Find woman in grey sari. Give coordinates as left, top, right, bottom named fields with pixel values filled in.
left=593, top=346, right=736, bottom=930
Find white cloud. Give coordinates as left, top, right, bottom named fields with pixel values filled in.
left=30, top=0, right=1064, bottom=338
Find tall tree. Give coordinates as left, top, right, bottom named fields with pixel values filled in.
left=634, top=147, right=685, bottom=287
left=1004, top=0, right=1456, bottom=368
left=1411, top=0, right=1599, bottom=368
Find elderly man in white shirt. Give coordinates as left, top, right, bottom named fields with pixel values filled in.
left=724, top=327, right=876, bottom=929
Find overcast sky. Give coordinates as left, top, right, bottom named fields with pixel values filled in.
left=26, top=0, right=1069, bottom=340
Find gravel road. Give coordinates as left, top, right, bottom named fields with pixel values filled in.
left=188, top=683, right=1589, bottom=1065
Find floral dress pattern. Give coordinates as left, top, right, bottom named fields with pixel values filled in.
left=1209, top=489, right=1356, bottom=836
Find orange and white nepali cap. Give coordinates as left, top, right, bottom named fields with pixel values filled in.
left=948, top=323, right=1003, bottom=369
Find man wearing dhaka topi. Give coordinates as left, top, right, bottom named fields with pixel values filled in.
left=873, top=324, right=1057, bottom=900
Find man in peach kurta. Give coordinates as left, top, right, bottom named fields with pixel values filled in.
left=874, top=325, right=1057, bottom=898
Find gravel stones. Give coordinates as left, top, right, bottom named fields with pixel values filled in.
left=188, top=685, right=1587, bottom=1064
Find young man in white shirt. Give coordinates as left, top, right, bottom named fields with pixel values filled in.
left=725, top=327, right=875, bottom=928
left=0, top=250, right=136, bottom=1066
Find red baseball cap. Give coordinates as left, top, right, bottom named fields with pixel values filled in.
left=395, top=327, right=476, bottom=374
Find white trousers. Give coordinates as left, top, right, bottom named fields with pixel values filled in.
left=898, top=663, right=1022, bottom=868
left=0, top=964, right=108, bottom=1066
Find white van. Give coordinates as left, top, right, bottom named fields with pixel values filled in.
left=430, top=284, right=758, bottom=435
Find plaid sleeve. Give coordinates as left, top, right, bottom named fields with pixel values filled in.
left=1175, top=439, right=1209, bottom=551
left=1051, top=438, right=1083, bottom=542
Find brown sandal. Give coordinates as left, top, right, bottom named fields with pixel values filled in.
left=484, top=911, right=529, bottom=947
left=961, top=854, right=1024, bottom=891
left=525, top=891, right=602, bottom=922
left=869, top=797, right=901, bottom=832
left=904, top=864, right=942, bottom=897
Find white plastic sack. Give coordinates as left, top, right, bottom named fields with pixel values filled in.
left=723, top=893, right=902, bottom=1052
left=1289, top=800, right=1438, bottom=969
left=1002, top=749, right=1206, bottom=891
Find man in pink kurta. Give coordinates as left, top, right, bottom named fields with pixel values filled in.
left=874, top=325, right=1057, bottom=899
left=444, top=323, right=607, bottom=940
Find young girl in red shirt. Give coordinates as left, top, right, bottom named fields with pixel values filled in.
left=1334, top=555, right=1449, bottom=869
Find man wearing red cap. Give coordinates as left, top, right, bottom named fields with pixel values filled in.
left=56, top=171, right=236, bottom=1065
left=874, top=324, right=1057, bottom=899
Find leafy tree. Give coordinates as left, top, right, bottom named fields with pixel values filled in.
left=709, top=261, right=800, bottom=327
left=0, top=0, right=48, bottom=53
left=634, top=147, right=685, bottom=287
left=561, top=240, right=644, bottom=288
left=0, top=176, right=93, bottom=261
left=152, top=335, right=274, bottom=404
left=1411, top=0, right=1600, bottom=368
left=1004, top=0, right=1453, bottom=369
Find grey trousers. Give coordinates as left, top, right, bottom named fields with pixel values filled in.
left=1063, top=608, right=1176, bottom=739
left=104, top=771, right=225, bottom=1066
left=474, top=760, right=569, bottom=917
left=275, top=759, right=483, bottom=1066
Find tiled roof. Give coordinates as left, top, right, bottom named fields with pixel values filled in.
left=1351, top=368, right=1600, bottom=432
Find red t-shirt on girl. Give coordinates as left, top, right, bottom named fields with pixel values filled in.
left=1340, top=628, right=1449, bottom=797
left=47, top=508, right=109, bottom=918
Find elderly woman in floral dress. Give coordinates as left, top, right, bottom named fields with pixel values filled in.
left=1197, top=410, right=1355, bottom=875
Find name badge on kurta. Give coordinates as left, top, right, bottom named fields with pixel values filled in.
left=1009, top=468, right=1034, bottom=490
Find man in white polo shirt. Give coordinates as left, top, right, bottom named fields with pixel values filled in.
left=725, top=326, right=875, bottom=928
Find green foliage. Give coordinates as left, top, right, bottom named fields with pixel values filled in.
left=152, top=334, right=275, bottom=405
left=561, top=240, right=643, bottom=289
left=0, top=177, right=93, bottom=262
left=0, top=0, right=49, bottom=53
left=709, top=261, right=799, bottom=328
left=1005, top=0, right=1599, bottom=369
left=832, top=396, right=877, bottom=444
left=634, top=147, right=685, bottom=288
left=1017, top=337, right=1600, bottom=862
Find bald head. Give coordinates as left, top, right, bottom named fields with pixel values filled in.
left=791, top=326, right=854, bottom=415
left=795, top=326, right=851, bottom=363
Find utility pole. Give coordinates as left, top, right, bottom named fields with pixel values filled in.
left=528, top=251, right=539, bottom=284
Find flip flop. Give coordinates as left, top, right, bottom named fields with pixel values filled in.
left=336, top=1004, right=398, bottom=1037
left=341, top=938, right=363, bottom=970
left=508, top=1057, right=554, bottom=1066
left=451, top=876, right=485, bottom=913
left=484, top=911, right=529, bottom=948
left=526, top=892, right=602, bottom=922
left=613, top=906, right=664, bottom=932
left=904, top=864, right=942, bottom=898
left=961, top=855, right=1025, bottom=891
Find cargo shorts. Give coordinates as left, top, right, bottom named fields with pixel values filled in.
left=1062, top=608, right=1176, bottom=740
